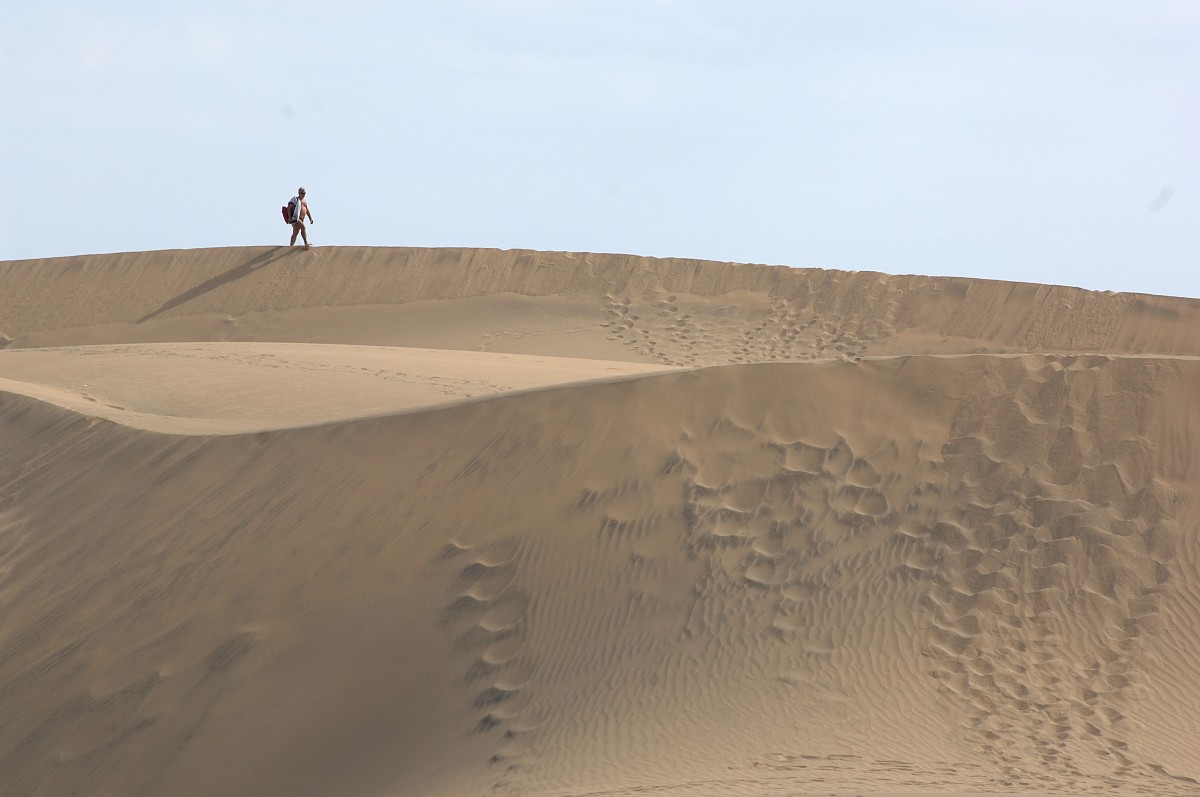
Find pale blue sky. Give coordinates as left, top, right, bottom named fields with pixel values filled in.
left=2, top=1, right=1197, bottom=297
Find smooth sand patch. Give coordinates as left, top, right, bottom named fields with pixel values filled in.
left=0, top=342, right=679, bottom=433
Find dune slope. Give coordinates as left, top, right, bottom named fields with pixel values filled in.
left=0, top=342, right=676, bottom=434
left=2, top=246, right=1198, bottom=360
left=1, top=247, right=1199, bottom=797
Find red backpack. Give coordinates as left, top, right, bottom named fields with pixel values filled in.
left=282, top=201, right=295, bottom=224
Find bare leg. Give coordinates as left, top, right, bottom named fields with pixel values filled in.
left=290, top=222, right=301, bottom=246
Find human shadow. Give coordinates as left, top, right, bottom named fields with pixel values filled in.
left=138, top=247, right=292, bottom=323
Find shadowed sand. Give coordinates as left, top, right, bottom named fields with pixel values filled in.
left=1, top=247, right=1199, bottom=797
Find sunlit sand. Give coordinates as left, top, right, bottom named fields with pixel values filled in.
left=2, top=246, right=1198, bottom=796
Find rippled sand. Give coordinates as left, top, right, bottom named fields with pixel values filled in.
left=1, top=246, right=1198, bottom=796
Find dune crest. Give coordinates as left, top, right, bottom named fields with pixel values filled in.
left=3, top=246, right=1198, bottom=358
left=1, top=247, right=1199, bottom=796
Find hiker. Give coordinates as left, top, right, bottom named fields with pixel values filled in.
left=289, top=187, right=314, bottom=248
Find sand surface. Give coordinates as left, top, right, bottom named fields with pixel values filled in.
left=1, top=246, right=1199, bottom=797
left=0, top=342, right=676, bottom=434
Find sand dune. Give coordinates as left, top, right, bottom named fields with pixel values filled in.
left=4, top=246, right=1199, bottom=359
left=1, top=247, right=1199, bottom=797
left=0, top=343, right=676, bottom=434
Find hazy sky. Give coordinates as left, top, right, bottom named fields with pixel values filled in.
left=3, top=1, right=1197, bottom=297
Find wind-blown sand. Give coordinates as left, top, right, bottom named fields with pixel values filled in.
left=1, top=246, right=1198, bottom=797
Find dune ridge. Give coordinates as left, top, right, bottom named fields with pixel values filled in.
left=1, top=247, right=1199, bottom=797
left=2, top=246, right=1198, bottom=358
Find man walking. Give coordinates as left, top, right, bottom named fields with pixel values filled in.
left=289, top=186, right=314, bottom=248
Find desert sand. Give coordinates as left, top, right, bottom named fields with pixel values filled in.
left=1, top=245, right=1198, bottom=797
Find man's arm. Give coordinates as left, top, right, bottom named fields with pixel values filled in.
left=304, top=200, right=314, bottom=223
